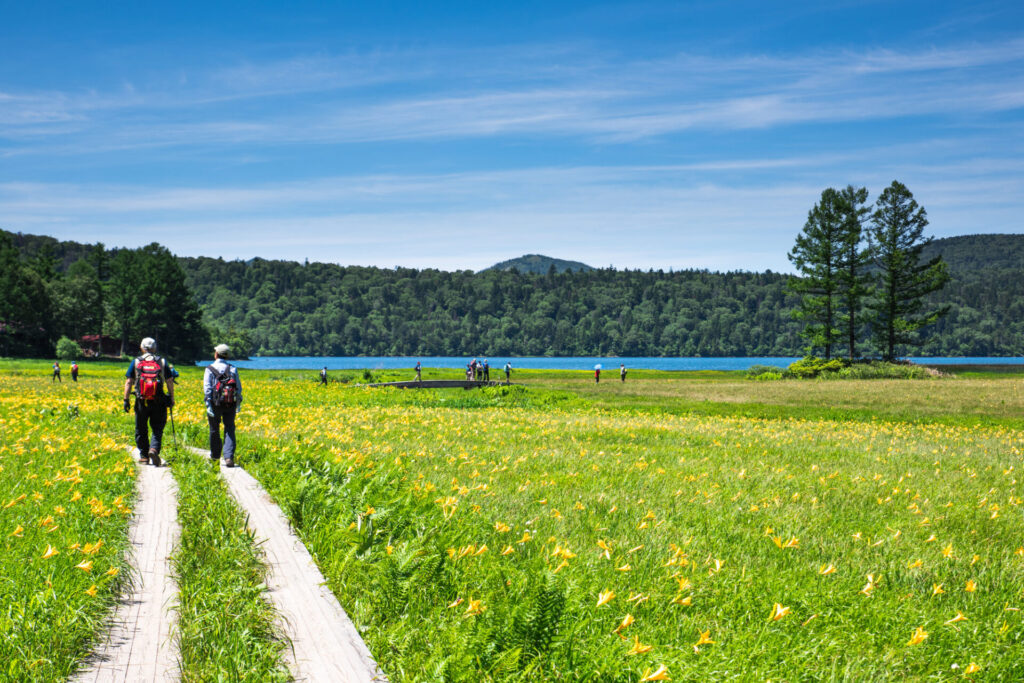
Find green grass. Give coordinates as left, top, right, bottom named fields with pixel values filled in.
left=170, top=445, right=290, bottom=682
left=0, top=376, right=134, bottom=681
left=4, top=359, right=1024, bottom=680
left=232, top=377, right=1024, bottom=681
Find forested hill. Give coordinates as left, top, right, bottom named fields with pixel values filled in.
left=485, top=254, right=594, bottom=274
left=7, top=230, right=1024, bottom=357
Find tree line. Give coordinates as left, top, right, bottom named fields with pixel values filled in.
left=2, top=222, right=1022, bottom=361
left=0, top=232, right=208, bottom=361
left=787, top=180, right=949, bottom=361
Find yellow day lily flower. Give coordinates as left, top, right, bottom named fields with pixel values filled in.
left=965, top=579, right=977, bottom=592
left=105, top=567, right=119, bottom=577
left=694, top=629, right=715, bottom=646
left=42, top=544, right=59, bottom=559
left=639, top=664, right=671, bottom=682
left=925, top=534, right=937, bottom=543
left=500, top=545, right=514, bottom=556
left=964, top=662, right=981, bottom=674
left=10, top=525, right=23, bottom=537
left=75, top=560, right=93, bottom=572
left=709, top=558, right=723, bottom=575
left=597, top=539, right=612, bottom=560
left=675, top=576, right=692, bottom=591
left=617, top=563, right=632, bottom=572
left=860, top=575, right=877, bottom=596
left=597, top=590, right=615, bottom=607
left=614, top=613, right=635, bottom=634
left=553, top=559, right=569, bottom=573
left=516, top=531, right=531, bottom=544
left=908, top=559, right=923, bottom=569
left=907, top=626, right=928, bottom=645
left=783, top=537, right=799, bottom=549
left=770, top=603, right=790, bottom=621
left=819, top=563, right=836, bottom=576
left=944, top=611, right=967, bottom=625
left=932, top=583, right=945, bottom=595
left=494, top=522, right=510, bottom=533
left=84, top=585, right=98, bottom=597
left=672, top=595, right=693, bottom=606
left=70, top=491, right=82, bottom=502
left=627, top=545, right=644, bottom=554
left=464, top=599, right=484, bottom=617
left=942, top=543, right=954, bottom=559
left=447, top=598, right=463, bottom=609
left=626, top=635, right=653, bottom=655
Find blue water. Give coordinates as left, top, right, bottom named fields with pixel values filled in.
left=197, top=356, right=1024, bottom=371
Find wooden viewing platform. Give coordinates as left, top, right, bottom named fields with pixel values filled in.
left=358, top=380, right=514, bottom=389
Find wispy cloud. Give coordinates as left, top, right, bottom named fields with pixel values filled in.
left=3, top=37, right=1024, bottom=153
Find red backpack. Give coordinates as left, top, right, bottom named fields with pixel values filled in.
left=211, top=365, right=238, bottom=408
left=135, top=356, right=164, bottom=401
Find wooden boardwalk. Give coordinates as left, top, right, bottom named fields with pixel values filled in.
left=188, top=447, right=387, bottom=681
left=73, top=456, right=180, bottom=682
left=361, top=379, right=512, bottom=389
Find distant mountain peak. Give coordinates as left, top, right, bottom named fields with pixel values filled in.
left=485, top=254, right=594, bottom=274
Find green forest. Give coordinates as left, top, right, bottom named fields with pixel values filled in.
left=4, top=229, right=1024, bottom=359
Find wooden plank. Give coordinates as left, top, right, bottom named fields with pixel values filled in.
left=73, top=456, right=180, bottom=682
left=208, top=453, right=387, bottom=682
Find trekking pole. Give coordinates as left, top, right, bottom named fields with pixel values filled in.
left=169, top=404, right=178, bottom=450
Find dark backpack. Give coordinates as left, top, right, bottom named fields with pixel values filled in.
left=211, top=365, right=238, bottom=407
left=135, top=356, right=164, bottom=401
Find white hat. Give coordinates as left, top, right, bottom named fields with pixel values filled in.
left=214, top=343, right=231, bottom=358
left=140, top=337, right=157, bottom=351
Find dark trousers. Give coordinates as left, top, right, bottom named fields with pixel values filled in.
left=71, top=371, right=78, bottom=382
left=208, top=406, right=237, bottom=460
left=53, top=371, right=61, bottom=382
left=135, top=399, right=167, bottom=455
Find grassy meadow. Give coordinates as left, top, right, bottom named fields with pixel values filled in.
left=1, top=358, right=1022, bottom=680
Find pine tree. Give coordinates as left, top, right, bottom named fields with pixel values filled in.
left=835, top=186, right=872, bottom=360
left=787, top=188, right=845, bottom=359
left=867, top=181, right=950, bottom=361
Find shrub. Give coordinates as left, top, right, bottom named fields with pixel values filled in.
left=746, top=364, right=787, bottom=379
left=55, top=336, right=82, bottom=360
left=784, top=356, right=846, bottom=379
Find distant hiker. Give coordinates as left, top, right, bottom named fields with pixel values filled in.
left=466, top=363, right=473, bottom=381
left=415, top=361, right=422, bottom=381
left=124, top=337, right=174, bottom=467
left=504, top=361, right=512, bottom=384
left=52, top=361, right=61, bottom=382
left=70, top=362, right=79, bottom=382
left=483, top=359, right=490, bottom=382
left=320, top=366, right=328, bottom=386
left=595, top=367, right=601, bottom=383
left=205, top=343, right=242, bottom=468
left=620, top=364, right=626, bottom=382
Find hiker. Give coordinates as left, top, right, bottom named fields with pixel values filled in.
left=620, top=364, right=626, bottom=382
left=70, top=362, right=79, bottom=382
left=483, top=359, right=490, bottom=382
left=466, top=363, right=473, bottom=381
left=52, top=361, right=61, bottom=382
left=504, top=361, right=512, bottom=384
left=204, top=343, right=242, bottom=468
left=320, top=366, right=328, bottom=386
left=123, top=337, right=174, bottom=467
left=415, top=361, right=422, bottom=381
left=595, top=367, right=601, bottom=383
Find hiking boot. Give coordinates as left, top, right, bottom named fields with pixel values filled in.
left=138, top=453, right=150, bottom=464
left=149, top=449, right=161, bottom=467
left=223, top=457, right=235, bottom=468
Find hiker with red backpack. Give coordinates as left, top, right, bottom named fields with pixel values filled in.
left=123, top=337, right=174, bottom=466
left=204, top=343, right=242, bottom=467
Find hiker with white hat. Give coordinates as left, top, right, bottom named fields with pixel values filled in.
left=123, top=337, right=174, bottom=466
left=203, top=343, right=242, bottom=467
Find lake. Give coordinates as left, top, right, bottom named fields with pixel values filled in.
left=197, top=356, right=1024, bottom=371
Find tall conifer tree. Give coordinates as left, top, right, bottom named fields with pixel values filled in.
left=787, top=189, right=845, bottom=359
left=867, top=181, right=950, bottom=361
left=836, top=185, right=872, bottom=360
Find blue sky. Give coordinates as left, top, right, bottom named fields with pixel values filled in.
left=1, top=1, right=1023, bottom=271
